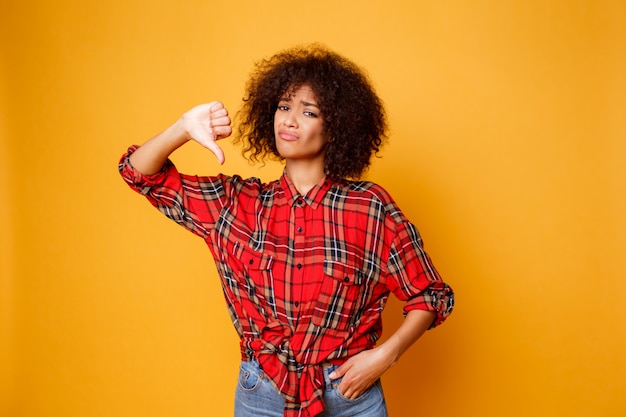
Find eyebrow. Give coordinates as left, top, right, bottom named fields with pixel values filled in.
left=301, top=100, right=320, bottom=109
left=278, top=96, right=320, bottom=109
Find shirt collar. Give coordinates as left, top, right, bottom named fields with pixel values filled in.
left=280, top=170, right=333, bottom=209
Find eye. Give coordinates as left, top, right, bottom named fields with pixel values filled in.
left=277, top=104, right=290, bottom=111
left=303, top=110, right=319, bottom=118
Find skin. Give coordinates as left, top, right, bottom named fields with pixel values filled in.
left=328, top=309, right=436, bottom=399
left=128, top=92, right=437, bottom=399
left=274, top=85, right=329, bottom=194
left=128, top=101, right=232, bottom=174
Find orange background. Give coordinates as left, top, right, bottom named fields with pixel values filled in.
left=2, top=1, right=625, bottom=416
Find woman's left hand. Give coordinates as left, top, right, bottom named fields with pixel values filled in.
left=327, top=346, right=395, bottom=400
left=327, top=310, right=437, bottom=399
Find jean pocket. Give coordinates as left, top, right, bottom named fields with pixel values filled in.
left=237, top=361, right=263, bottom=393
left=333, top=379, right=383, bottom=403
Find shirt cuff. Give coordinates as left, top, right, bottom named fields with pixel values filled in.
left=118, top=145, right=175, bottom=193
left=403, top=281, right=455, bottom=328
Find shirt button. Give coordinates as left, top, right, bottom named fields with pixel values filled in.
left=249, top=259, right=254, bottom=265
left=297, top=263, right=302, bottom=269
left=297, top=226, right=303, bottom=233
left=343, top=277, right=350, bottom=282
left=294, top=301, right=299, bottom=307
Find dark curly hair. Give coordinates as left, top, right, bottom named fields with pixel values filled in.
left=234, top=44, right=387, bottom=180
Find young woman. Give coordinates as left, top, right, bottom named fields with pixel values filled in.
left=119, top=45, right=454, bottom=417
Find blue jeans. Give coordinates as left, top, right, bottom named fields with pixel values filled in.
left=234, top=360, right=388, bottom=417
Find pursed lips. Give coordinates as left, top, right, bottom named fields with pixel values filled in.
left=277, top=130, right=299, bottom=141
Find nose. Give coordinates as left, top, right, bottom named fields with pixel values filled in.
left=283, top=114, right=297, bottom=128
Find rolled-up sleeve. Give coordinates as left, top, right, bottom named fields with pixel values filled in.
left=118, top=145, right=175, bottom=192
left=118, top=145, right=228, bottom=239
left=385, top=219, right=454, bottom=328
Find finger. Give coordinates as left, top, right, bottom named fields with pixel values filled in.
left=203, top=140, right=225, bottom=164
left=209, top=103, right=229, bottom=123
left=339, top=381, right=357, bottom=400
left=339, top=383, right=351, bottom=399
left=210, top=107, right=229, bottom=118
left=328, top=362, right=350, bottom=380
left=342, top=382, right=366, bottom=400
left=211, top=116, right=232, bottom=129
left=208, top=101, right=224, bottom=112
left=212, top=125, right=232, bottom=139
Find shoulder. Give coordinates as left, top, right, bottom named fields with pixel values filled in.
left=334, top=180, right=394, bottom=204
left=207, top=173, right=267, bottom=188
left=216, top=174, right=280, bottom=197
left=332, top=180, right=406, bottom=223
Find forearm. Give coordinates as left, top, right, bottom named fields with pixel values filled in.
left=328, top=309, right=436, bottom=398
left=127, top=102, right=231, bottom=174
left=378, top=309, right=436, bottom=366
left=129, top=118, right=190, bottom=175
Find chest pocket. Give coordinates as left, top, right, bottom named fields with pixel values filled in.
left=213, top=210, right=275, bottom=306
left=211, top=206, right=280, bottom=328
left=229, top=240, right=274, bottom=290
left=233, top=240, right=274, bottom=272
left=311, top=256, right=369, bottom=332
left=223, top=239, right=277, bottom=325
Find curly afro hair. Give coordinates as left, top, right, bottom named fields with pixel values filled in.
left=234, top=44, right=387, bottom=180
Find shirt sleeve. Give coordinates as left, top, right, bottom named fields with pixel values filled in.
left=118, top=145, right=230, bottom=239
left=384, top=217, right=454, bottom=328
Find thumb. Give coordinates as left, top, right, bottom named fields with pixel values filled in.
left=203, top=139, right=225, bottom=165
left=187, top=127, right=226, bottom=164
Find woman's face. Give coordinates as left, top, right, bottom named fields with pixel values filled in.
left=274, top=85, right=329, bottom=165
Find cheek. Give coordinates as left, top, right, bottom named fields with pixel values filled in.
left=318, top=127, right=329, bottom=144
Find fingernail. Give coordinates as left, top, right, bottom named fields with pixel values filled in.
left=328, top=372, right=336, bottom=379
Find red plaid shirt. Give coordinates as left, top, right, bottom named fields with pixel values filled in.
left=119, top=146, right=454, bottom=417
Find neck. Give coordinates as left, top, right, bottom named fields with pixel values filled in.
left=285, top=160, right=326, bottom=195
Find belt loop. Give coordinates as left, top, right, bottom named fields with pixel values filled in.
left=322, top=362, right=337, bottom=390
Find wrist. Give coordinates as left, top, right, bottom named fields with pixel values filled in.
left=170, top=117, right=193, bottom=144
left=376, top=341, right=401, bottom=368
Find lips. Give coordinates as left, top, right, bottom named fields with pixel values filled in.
left=278, top=130, right=299, bottom=141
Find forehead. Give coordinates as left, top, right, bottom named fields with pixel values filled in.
left=281, top=84, right=318, bottom=101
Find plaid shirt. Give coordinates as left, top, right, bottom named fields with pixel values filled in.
left=119, top=146, right=454, bottom=417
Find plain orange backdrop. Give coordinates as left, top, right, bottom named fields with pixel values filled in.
left=2, top=1, right=625, bottom=416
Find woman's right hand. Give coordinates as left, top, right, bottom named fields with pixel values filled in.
left=181, top=101, right=232, bottom=164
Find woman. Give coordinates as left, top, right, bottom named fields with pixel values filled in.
left=119, top=44, right=454, bottom=417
